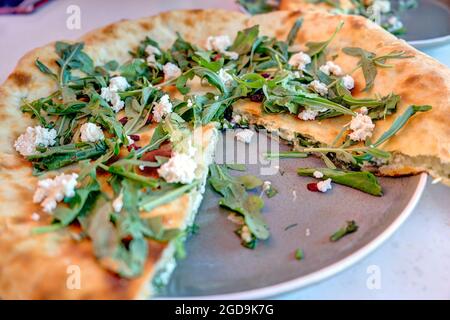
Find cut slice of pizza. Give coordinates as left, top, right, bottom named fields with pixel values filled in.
left=232, top=10, right=449, bottom=186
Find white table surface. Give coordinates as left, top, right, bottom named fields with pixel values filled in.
left=1, top=0, right=449, bottom=300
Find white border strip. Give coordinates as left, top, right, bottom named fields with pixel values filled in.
left=162, top=173, right=428, bottom=300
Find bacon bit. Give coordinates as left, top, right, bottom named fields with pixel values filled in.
left=261, top=73, right=271, bottom=78
left=119, top=117, right=128, bottom=125
left=78, top=95, right=90, bottom=102
left=145, top=114, right=153, bottom=125
left=128, top=134, right=140, bottom=141
left=121, top=236, right=133, bottom=248
left=213, top=54, right=222, bottom=61
left=307, top=182, right=319, bottom=192
left=140, top=143, right=172, bottom=178
left=249, top=92, right=264, bottom=102
left=141, top=142, right=172, bottom=162
left=127, top=144, right=141, bottom=152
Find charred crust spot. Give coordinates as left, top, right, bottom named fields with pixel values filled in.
left=349, top=17, right=365, bottom=30
left=102, top=24, right=117, bottom=37
left=9, top=71, right=32, bottom=87
left=189, top=9, right=204, bottom=14
left=184, top=16, right=194, bottom=27
left=139, top=21, right=154, bottom=31
left=402, top=74, right=421, bottom=86
left=275, top=29, right=285, bottom=39
left=284, top=10, right=302, bottom=21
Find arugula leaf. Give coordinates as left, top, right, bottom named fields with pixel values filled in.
left=237, top=0, right=278, bottom=14
left=373, top=105, right=432, bottom=147
left=237, top=175, right=263, bottom=189
left=330, top=220, right=358, bottom=242
left=28, top=141, right=107, bottom=172
left=306, top=21, right=343, bottom=57
left=287, top=18, right=303, bottom=46
left=295, top=248, right=304, bottom=260
left=226, top=163, right=247, bottom=171
left=54, top=42, right=95, bottom=86
left=53, top=174, right=100, bottom=226
left=209, top=164, right=269, bottom=241
left=230, top=25, right=260, bottom=55
left=297, top=167, right=383, bottom=196
left=139, top=182, right=199, bottom=212
left=264, top=151, right=308, bottom=159
left=343, top=47, right=412, bottom=91
left=35, top=59, right=58, bottom=81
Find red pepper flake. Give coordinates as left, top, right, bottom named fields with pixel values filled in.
left=213, top=54, right=222, bottom=61
left=127, top=144, right=141, bottom=152
left=249, top=92, right=265, bottom=102
left=307, top=182, right=319, bottom=192
left=129, top=134, right=140, bottom=141
left=261, top=73, right=271, bottom=78
left=145, top=114, right=153, bottom=125
left=119, top=117, right=128, bottom=125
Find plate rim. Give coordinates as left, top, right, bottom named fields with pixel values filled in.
left=164, top=173, right=428, bottom=300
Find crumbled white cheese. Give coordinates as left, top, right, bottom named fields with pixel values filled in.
left=372, top=0, right=391, bottom=13
left=187, top=99, right=193, bottom=108
left=163, top=62, right=182, bottom=81
left=309, top=80, right=329, bottom=96
left=298, top=109, right=319, bottom=121
left=218, top=68, right=234, bottom=87
left=157, top=153, right=197, bottom=184
left=262, top=181, right=272, bottom=192
left=313, top=170, right=324, bottom=178
left=319, top=61, right=343, bottom=76
left=31, top=212, right=41, bottom=221
left=152, top=94, right=173, bottom=122
left=359, top=106, right=368, bottom=115
left=80, top=123, right=104, bottom=142
left=205, top=35, right=239, bottom=60
left=227, top=213, right=244, bottom=225
left=349, top=113, right=375, bottom=141
left=145, top=44, right=161, bottom=66
left=292, top=190, right=297, bottom=201
left=206, top=35, right=232, bottom=52
left=305, top=228, right=311, bottom=237
left=235, top=129, right=254, bottom=144
left=126, top=135, right=134, bottom=146
left=100, top=87, right=125, bottom=112
left=224, top=51, right=239, bottom=60
left=342, top=75, right=355, bottom=90
left=388, top=16, right=403, bottom=30
left=33, top=173, right=78, bottom=213
left=14, top=126, right=57, bottom=156
left=112, top=192, right=123, bottom=213
left=240, top=225, right=252, bottom=243
left=288, top=52, right=311, bottom=70
left=231, top=114, right=242, bottom=125
left=184, top=140, right=197, bottom=158
left=109, top=76, right=130, bottom=92
left=214, top=95, right=219, bottom=101
left=317, top=178, right=332, bottom=193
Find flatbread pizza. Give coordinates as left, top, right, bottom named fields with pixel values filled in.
left=0, top=8, right=448, bottom=299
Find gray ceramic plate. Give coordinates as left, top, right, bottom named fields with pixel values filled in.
left=238, top=0, right=450, bottom=49
left=158, top=132, right=427, bottom=298
left=400, top=0, right=450, bottom=48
